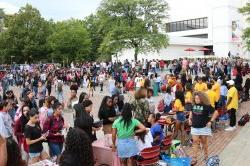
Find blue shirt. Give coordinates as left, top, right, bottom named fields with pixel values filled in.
left=150, top=123, right=164, bottom=143
left=220, top=85, right=228, bottom=97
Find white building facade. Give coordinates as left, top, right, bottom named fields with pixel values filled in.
left=115, top=0, right=250, bottom=61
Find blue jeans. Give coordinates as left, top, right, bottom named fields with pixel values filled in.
left=33, top=86, right=38, bottom=97
left=48, top=142, right=63, bottom=157
left=57, top=91, right=64, bottom=103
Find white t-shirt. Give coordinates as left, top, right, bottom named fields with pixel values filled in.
left=136, top=130, right=153, bottom=152
left=0, top=112, right=13, bottom=138
left=99, top=74, right=105, bottom=83
left=151, top=61, right=157, bottom=68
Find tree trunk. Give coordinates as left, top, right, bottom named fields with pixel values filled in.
left=134, top=46, right=139, bottom=62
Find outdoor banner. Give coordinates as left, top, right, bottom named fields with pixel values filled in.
left=232, top=20, right=241, bottom=42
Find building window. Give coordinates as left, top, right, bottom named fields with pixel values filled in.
left=166, top=17, right=208, bottom=32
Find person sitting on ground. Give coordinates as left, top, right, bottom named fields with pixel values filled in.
left=148, top=113, right=163, bottom=146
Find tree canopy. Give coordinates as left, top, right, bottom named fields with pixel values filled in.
left=97, top=0, right=169, bottom=61
left=48, top=19, right=92, bottom=63
left=0, top=0, right=169, bottom=63
left=0, top=4, right=51, bottom=63
left=240, top=3, right=250, bottom=50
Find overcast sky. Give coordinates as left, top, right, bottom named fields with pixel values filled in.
left=0, top=0, right=102, bottom=21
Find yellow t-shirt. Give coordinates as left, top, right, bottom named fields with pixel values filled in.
left=227, top=87, right=238, bottom=110
left=174, top=99, right=184, bottom=112
left=140, top=79, right=145, bottom=87
left=206, top=90, right=217, bottom=108
left=212, top=82, right=220, bottom=102
left=194, top=83, right=207, bottom=92
left=185, top=91, right=193, bottom=104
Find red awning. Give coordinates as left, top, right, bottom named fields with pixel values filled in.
left=185, top=48, right=195, bottom=51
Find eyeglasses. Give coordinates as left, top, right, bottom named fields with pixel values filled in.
left=23, top=109, right=30, bottom=112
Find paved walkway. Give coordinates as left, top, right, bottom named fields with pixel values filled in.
left=220, top=122, right=250, bottom=166
left=184, top=101, right=250, bottom=166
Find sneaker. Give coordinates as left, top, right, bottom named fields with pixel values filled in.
left=225, top=126, right=236, bottom=131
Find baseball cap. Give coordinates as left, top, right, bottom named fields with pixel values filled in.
left=226, top=80, right=235, bottom=86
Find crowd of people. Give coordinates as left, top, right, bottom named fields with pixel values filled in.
left=0, top=57, right=249, bottom=166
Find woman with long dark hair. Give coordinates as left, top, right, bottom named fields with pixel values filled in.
left=74, top=100, right=100, bottom=142
left=14, top=105, right=30, bottom=157
left=112, top=103, right=146, bottom=166
left=6, top=137, right=27, bottom=166
left=59, top=128, right=94, bottom=166
left=172, top=90, right=186, bottom=144
left=98, top=96, right=116, bottom=135
left=78, top=92, right=89, bottom=104
left=24, top=109, right=49, bottom=164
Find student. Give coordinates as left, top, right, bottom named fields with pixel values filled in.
left=147, top=88, right=155, bottom=113
left=135, top=129, right=153, bottom=152
left=43, top=102, right=65, bottom=163
left=185, top=83, right=193, bottom=112
left=132, top=88, right=150, bottom=125
left=225, top=80, right=238, bottom=131
left=74, top=100, right=100, bottom=142
left=194, top=77, right=207, bottom=92
left=59, top=128, right=94, bottom=166
left=172, top=91, right=185, bottom=144
left=67, top=84, right=78, bottom=110
left=112, top=103, right=146, bottom=166
left=219, top=80, right=228, bottom=107
left=14, top=104, right=30, bottom=157
left=206, top=83, right=217, bottom=110
left=25, top=109, right=49, bottom=164
left=189, top=92, right=218, bottom=165
left=163, top=86, right=174, bottom=113
left=148, top=113, right=164, bottom=146
left=112, top=95, right=121, bottom=116
left=0, top=100, right=13, bottom=139
left=98, top=96, right=116, bottom=135
left=39, top=96, right=54, bottom=130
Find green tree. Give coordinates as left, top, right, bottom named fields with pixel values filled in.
left=84, top=14, right=104, bottom=61
left=97, top=0, right=169, bottom=61
left=0, top=4, right=51, bottom=63
left=240, top=3, right=250, bottom=50
left=48, top=19, right=91, bottom=64
left=0, top=8, right=5, bottom=32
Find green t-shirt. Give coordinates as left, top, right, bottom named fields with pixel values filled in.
left=112, top=117, right=140, bottom=139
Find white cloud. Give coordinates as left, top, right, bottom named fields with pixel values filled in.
left=0, top=2, right=19, bottom=14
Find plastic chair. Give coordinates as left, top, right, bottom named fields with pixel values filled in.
left=136, top=146, right=161, bottom=166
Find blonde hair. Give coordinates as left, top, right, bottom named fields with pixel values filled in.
left=193, top=92, right=210, bottom=106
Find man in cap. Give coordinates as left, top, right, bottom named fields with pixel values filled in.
left=225, top=80, right=238, bottom=131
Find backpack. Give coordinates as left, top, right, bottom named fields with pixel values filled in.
left=206, top=155, right=220, bottom=166
left=157, top=99, right=165, bottom=112
left=238, top=113, right=250, bottom=126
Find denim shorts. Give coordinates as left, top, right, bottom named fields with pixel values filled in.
left=29, top=150, right=43, bottom=158
left=176, top=112, right=186, bottom=122
left=48, top=142, right=63, bottom=157
left=117, top=138, right=139, bottom=159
